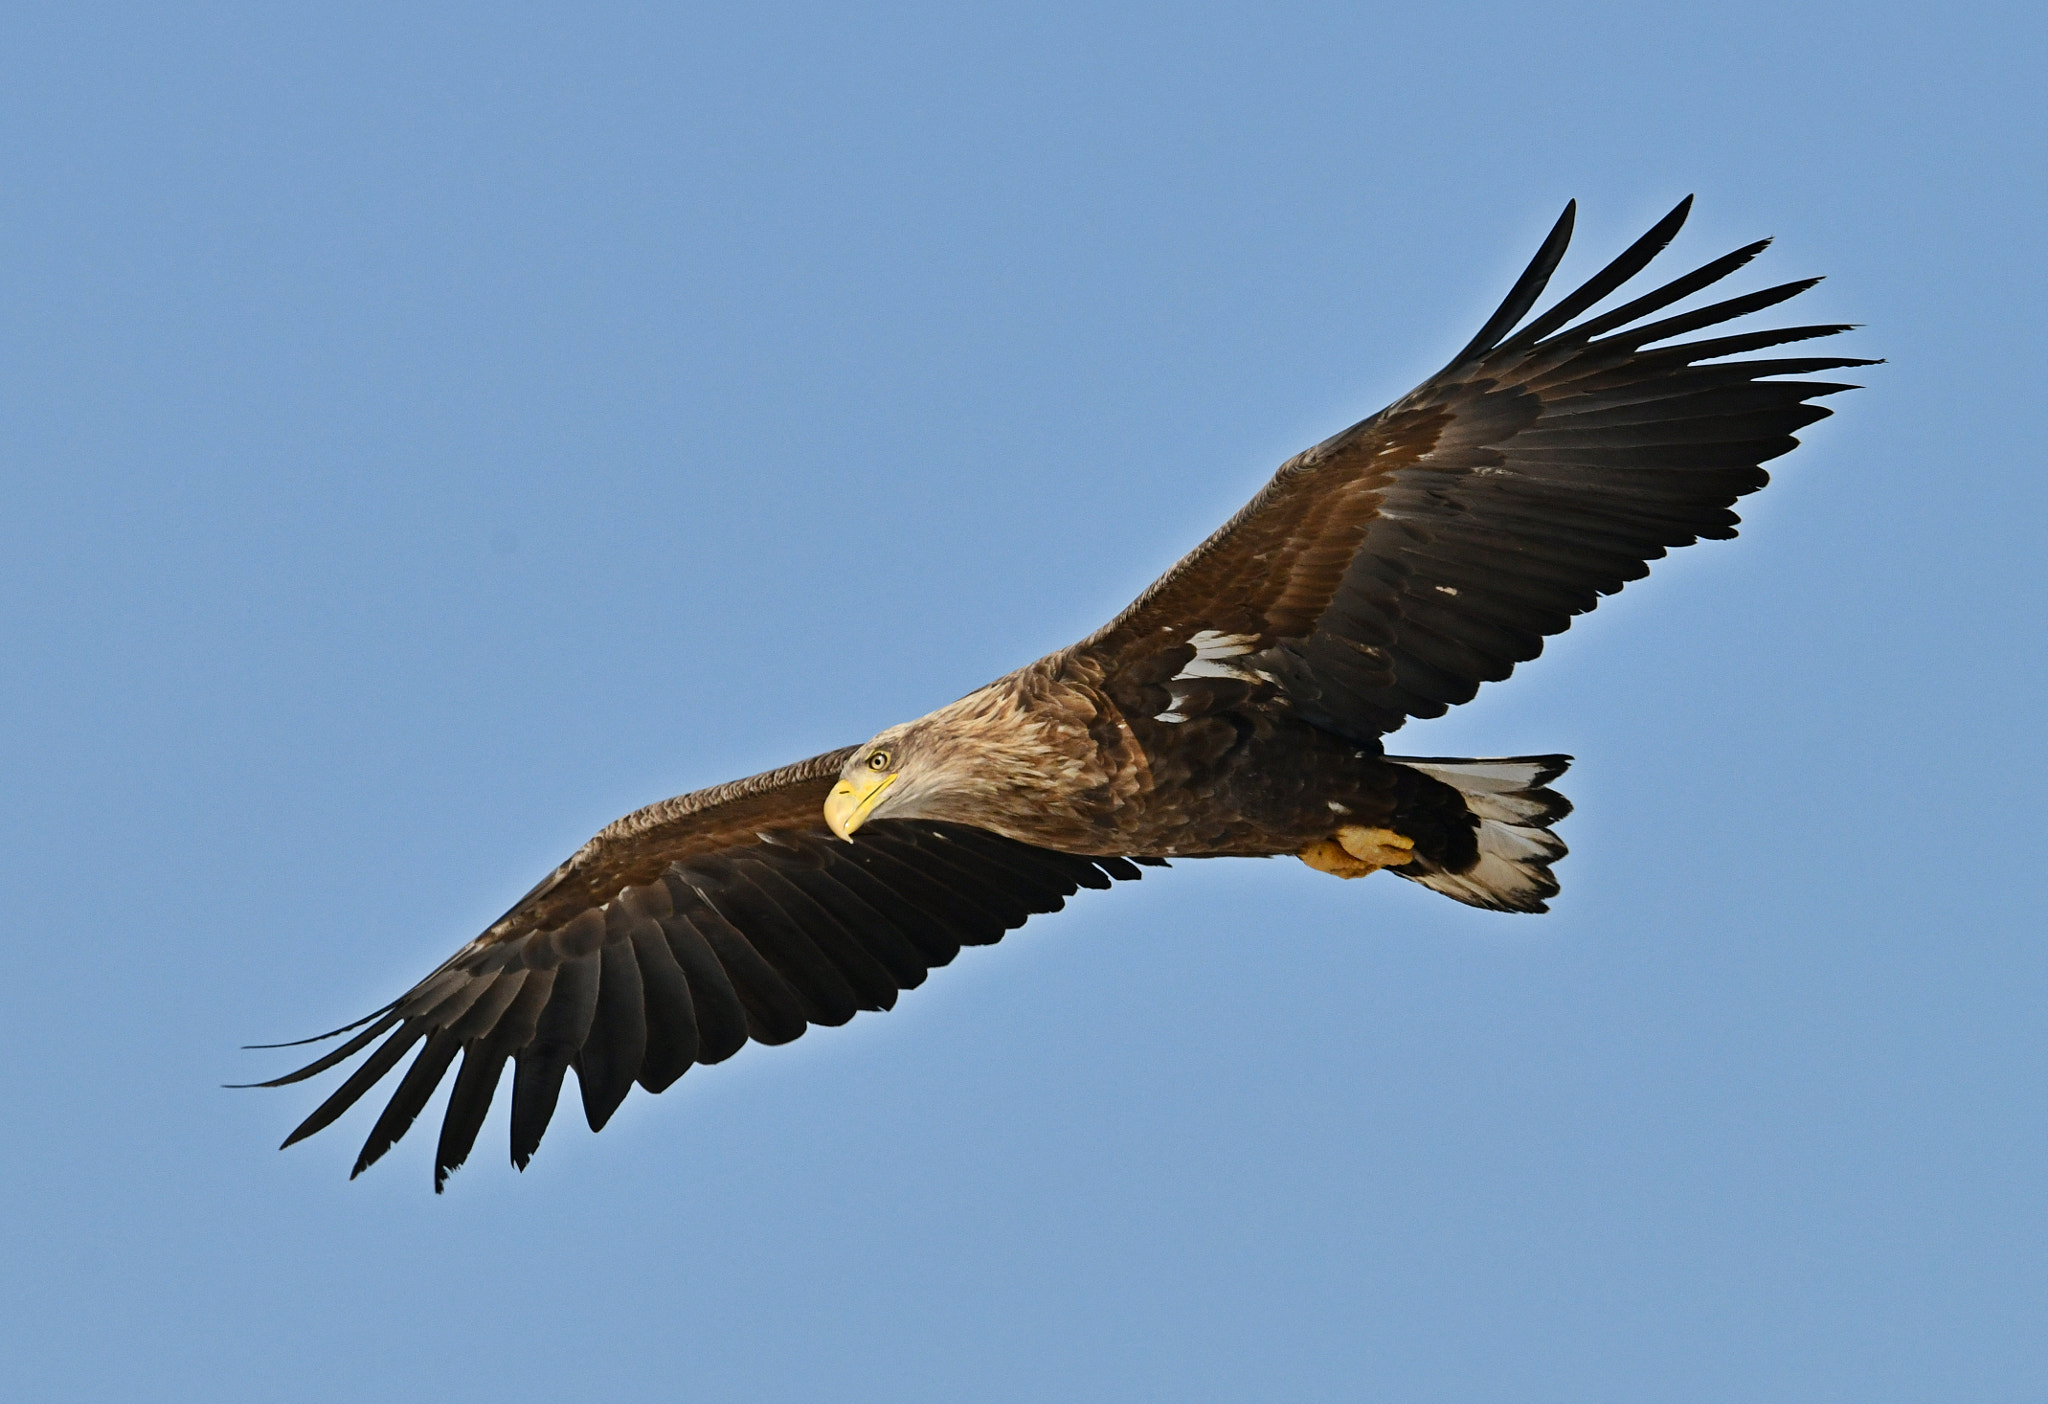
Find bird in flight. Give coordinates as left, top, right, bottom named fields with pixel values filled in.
left=254, top=197, right=1869, bottom=1188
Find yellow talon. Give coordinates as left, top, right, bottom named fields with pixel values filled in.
left=1299, top=827, right=1415, bottom=879
left=1340, top=826, right=1414, bottom=866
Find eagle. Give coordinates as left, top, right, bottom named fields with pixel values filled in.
left=255, top=198, right=1868, bottom=1188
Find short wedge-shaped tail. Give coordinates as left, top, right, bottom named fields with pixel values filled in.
left=1388, top=755, right=1573, bottom=913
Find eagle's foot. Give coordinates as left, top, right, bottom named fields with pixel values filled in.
left=1298, top=827, right=1416, bottom=879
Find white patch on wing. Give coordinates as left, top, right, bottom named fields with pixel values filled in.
left=1172, top=658, right=1248, bottom=680
left=1171, top=629, right=1259, bottom=682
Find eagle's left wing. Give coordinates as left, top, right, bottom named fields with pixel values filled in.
left=252, top=749, right=1151, bottom=1187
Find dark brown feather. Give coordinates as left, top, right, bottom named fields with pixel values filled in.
left=263, top=752, right=1151, bottom=1180
left=627, top=910, right=699, bottom=1093
left=262, top=200, right=1860, bottom=1186
left=435, top=970, right=553, bottom=1189
left=352, top=1029, right=462, bottom=1177
left=654, top=902, right=752, bottom=1063
left=1066, top=199, right=1870, bottom=745
left=575, top=936, right=646, bottom=1132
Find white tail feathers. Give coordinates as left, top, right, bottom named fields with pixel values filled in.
left=1387, top=755, right=1572, bottom=913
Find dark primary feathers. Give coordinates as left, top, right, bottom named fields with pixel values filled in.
left=255, top=750, right=1153, bottom=1190
left=258, top=198, right=1867, bottom=1184
left=1076, top=196, right=1872, bottom=739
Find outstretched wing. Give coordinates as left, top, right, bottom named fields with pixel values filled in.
left=253, top=748, right=1152, bottom=1188
left=1071, top=197, right=1874, bottom=740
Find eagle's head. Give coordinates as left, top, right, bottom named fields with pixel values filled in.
left=822, top=679, right=1088, bottom=841
left=822, top=723, right=925, bottom=839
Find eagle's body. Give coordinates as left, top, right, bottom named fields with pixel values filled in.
left=848, top=657, right=1493, bottom=869
left=257, top=198, right=1868, bottom=1187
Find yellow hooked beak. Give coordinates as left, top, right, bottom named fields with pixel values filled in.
left=824, top=770, right=898, bottom=840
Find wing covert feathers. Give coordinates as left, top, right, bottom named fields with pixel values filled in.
left=260, top=200, right=1862, bottom=1184
left=261, top=753, right=1151, bottom=1188
left=1075, top=196, right=1873, bottom=741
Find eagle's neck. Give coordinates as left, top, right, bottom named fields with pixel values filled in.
left=892, top=666, right=1133, bottom=850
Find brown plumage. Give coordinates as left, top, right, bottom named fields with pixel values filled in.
left=253, top=198, right=1870, bottom=1186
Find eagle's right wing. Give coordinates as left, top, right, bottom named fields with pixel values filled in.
left=1069, top=198, right=1873, bottom=740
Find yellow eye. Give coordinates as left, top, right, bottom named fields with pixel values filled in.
left=867, top=750, right=891, bottom=771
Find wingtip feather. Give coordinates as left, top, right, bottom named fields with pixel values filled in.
left=242, top=1002, right=400, bottom=1050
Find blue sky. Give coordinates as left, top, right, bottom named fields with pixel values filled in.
left=4, top=3, right=2043, bottom=1400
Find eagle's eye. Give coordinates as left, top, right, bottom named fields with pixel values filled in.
left=867, top=750, right=891, bottom=771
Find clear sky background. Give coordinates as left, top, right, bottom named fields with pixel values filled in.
left=4, top=3, right=2042, bottom=1400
